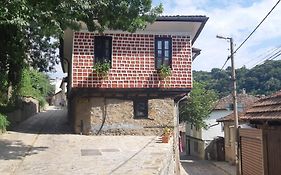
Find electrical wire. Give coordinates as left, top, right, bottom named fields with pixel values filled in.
left=233, top=0, right=281, bottom=55
left=220, top=56, right=230, bottom=70
left=249, top=48, right=281, bottom=68
left=220, top=0, right=281, bottom=70
left=239, top=47, right=279, bottom=67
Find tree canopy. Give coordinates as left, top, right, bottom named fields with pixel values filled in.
left=0, top=0, right=163, bottom=87
left=180, top=82, right=217, bottom=128
left=193, top=60, right=281, bottom=97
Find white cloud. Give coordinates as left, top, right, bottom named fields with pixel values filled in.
left=155, top=0, right=281, bottom=70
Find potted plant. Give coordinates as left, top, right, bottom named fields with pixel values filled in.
left=162, top=127, right=171, bottom=143
left=93, top=60, right=111, bottom=78
left=158, top=65, right=172, bottom=79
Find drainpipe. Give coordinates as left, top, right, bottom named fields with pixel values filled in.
left=174, top=95, right=188, bottom=174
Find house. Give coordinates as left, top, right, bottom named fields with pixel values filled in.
left=49, top=77, right=67, bottom=106
left=186, top=91, right=258, bottom=159
left=238, top=90, right=281, bottom=175
left=216, top=92, right=259, bottom=163
left=61, top=16, right=209, bottom=135
left=216, top=112, right=247, bottom=164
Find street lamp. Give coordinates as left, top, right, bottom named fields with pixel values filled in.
left=216, top=35, right=240, bottom=175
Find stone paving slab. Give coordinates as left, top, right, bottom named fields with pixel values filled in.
left=1, top=133, right=173, bottom=175
left=0, top=107, right=174, bottom=175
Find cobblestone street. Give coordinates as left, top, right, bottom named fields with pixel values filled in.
left=0, top=107, right=173, bottom=175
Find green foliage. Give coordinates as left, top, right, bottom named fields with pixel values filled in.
left=93, top=60, right=111, bottom=77
left=0, top=73, right=8, bottom=104
left=158, top=65, right=172, bottom=79
left=18, top=68, right=54, bottom=107
left=0, top=0, right=162, bottom=88
left=180, top=82, right=218, bottom=128
left=0, top=113, right=10, bottom=133
left=193, top=60, right=281, bottom=97
left=0, top=0, right=162, bottom=104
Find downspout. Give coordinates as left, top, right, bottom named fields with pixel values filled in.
left=96, top=97, right=107, bottom=135
left=174, top=95, right=188, bottom=174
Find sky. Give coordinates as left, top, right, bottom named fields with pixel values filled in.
left=152, top=0, right=281, bottom=71
left=49, top=0, right=281, bottom=78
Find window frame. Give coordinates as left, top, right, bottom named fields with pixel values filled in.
left=133, top=99, right=148, bottom=119
left=155, top=37, right=172, bottom=69
left=94, top=36, right=112, bottom=64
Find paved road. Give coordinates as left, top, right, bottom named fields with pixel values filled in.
left=180, top=156, right=227, bottom=175
left=14, top=106, right=71, bottom=134
left=0, top=106, right=173, bottom=175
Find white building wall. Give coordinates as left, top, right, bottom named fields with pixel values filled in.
left=202, top=110, right=232, bottom=141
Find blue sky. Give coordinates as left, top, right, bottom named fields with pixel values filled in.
left=50, top=0, right=281, bottom=78
left=152, top=0, right=281, bottom=71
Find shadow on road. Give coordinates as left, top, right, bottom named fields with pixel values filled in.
left=0, top=139, right=48, bottom=160
left=11, top=107, right=73, bottom=135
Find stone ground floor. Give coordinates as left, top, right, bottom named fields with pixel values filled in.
left=0, top=107, right=174, bottom=175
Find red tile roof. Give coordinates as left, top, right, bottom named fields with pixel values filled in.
left=214, top=93, right=258, bottom=110
left=216, top=112, right=245, bottom=122
left=241, top=90, right=281, bottom=121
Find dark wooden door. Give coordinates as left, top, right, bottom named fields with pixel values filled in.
left=240, top=128, right=263, bottom=175
left=265, top=130, right=281, bottom=175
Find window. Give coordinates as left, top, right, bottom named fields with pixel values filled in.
left=155, top=37, right=172, bottom=69
left=94, top=36, right=112, bottom=63
left=134, top=99, right=148, bottom=119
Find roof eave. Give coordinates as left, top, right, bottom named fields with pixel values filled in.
left=156, top=16, right=209, bottom=44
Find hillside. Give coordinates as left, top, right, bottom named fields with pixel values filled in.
left=193, top=60, right=281, bottom=97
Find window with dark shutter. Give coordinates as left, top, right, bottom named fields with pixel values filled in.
left=134, top=99, right=148, bottom=119
left=155, top=37, right=172, bottom=69
left=94, top=36, right=112, bottom=63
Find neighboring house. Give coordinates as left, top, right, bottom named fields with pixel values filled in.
left=238, top=90, right=281, bottom=175
left=61, top=16, right=208, bottom=135
left=216, top=112, right=247, bottom=164
left=50, top=77, right=67, bottom=106
left=186, top=91, right=258, bottom=159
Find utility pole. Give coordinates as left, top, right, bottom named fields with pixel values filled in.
left=217, top=35, right=239, bottom=175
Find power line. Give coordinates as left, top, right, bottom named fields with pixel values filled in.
left=220, top=56, right=230, bottom=70
left=220, top=0, right=281, bottom=70
left=249, top=48, right=281, bottom=68
left=240, top=47, right=278, bottom=67
left=233, top=0, right=281, bottom=55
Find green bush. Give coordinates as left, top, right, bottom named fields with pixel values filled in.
left=93, top=60, right=111, bottom=77
left=18, top=68, right=53, bottom=108
left=0, top=113, right=10, bottom=133
left=158, top=65, right=172, bottom=79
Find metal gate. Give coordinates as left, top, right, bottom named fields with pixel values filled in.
left=240, top=128, right=263, bottom=175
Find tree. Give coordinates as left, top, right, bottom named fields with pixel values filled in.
left=193, top=60, right=281, bottom=96
left=180, top=82, right=217, bottom=128
left=17, top=68, right=54, bottom=107
left=0, top=0, right=163, bottom=92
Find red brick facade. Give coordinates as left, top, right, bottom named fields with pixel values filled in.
left=72, top=32, right=192, bottom=89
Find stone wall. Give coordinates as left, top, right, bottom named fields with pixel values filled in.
left=7, top=97, right=39, bottom=126
left=73, top=96, right=175, bottom=135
